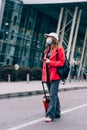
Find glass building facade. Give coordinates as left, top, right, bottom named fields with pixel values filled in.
left=0, top=0, right=58, bottom=67
left=0, top=0, right=23, bottom=65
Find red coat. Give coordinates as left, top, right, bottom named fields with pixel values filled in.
left=42, top=46, right=65, bottom=82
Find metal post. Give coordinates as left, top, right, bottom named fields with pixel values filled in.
left=8, top=74, right=11, bottom=82
left=56, top=7, right=64, bottom=37
left=78, top=28, right=87, bottom=77
left=70, top=9, right=82, bottom=61
left=60, top=10, right=68, bottom=45
left=27, top=73, right=30, bottom=83
left=66, top=7, right=78, bottom=60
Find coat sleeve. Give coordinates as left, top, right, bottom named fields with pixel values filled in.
left=49, top=47, right=65, bottom=67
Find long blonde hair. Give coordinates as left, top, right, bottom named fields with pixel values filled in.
left=51, top=38, right=59, bottom=49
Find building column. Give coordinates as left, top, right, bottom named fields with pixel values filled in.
left=0, top=0, right=5, bottom=28
left=66, top=7, right=78, bottom=60
left=78, top=28, right=87, bottom=77
left=60, top=10, right=68, bottom=45
left=56, top=7, right=64, bottom=37
left=83, top=45, right=87, bottom=67
left=83, top=46, right=87, bottom=74
left=70, top=9, right=82, bottom=62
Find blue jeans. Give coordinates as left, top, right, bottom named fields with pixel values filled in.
left=46, top=80, right=60, bottom=120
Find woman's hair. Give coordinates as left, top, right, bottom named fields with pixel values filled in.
left=53, top=38, right=59, bottom=46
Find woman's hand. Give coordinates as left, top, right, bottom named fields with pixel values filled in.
left=45, top=58, right=50, bottom=64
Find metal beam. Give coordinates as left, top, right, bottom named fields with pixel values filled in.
left=78, top=28, right=87, bottom=77
left=70, top=9, right=82, bottom=62
left=60, top=10, right=68, bottom=45
left=56, top=7, right=64, bottom=37
left=0, top=0, right=5, bottom=28
left=66, top=7, right=78, bottom=59
left=23, top=0, right=87, bottom=4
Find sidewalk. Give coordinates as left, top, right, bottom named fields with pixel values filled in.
left=0, top=80, right=87, bottom=99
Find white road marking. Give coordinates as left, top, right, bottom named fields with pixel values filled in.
left=61, top=103, right=87, bottom=114
left=6, top=118, right=44, bottom=130
left=6, top=103, right=87, bottom=130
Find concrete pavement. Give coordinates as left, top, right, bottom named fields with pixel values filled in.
left=0, top=80, right=87, bottom=99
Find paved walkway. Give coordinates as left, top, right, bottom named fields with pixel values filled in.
left=0, top=80, right=87, bottom=99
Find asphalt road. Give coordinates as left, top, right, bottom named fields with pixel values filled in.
left=0, top=89, right=87, bottom=130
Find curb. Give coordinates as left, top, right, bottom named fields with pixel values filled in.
left=0, top=86, right=87, bottom=99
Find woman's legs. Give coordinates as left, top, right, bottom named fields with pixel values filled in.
left=46, top=82, right=51, bottom=92
left=55, top=95, right=61, bottom=118
left=46, top=80, right=60, bottom=120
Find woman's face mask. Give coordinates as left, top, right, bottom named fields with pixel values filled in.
left=46, top=37, right=53, bottom=45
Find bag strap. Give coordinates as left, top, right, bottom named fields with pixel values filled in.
left=56, top=48, right=67, bottom=62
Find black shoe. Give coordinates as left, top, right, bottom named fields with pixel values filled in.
left=55, top=114, right=61, bottom=118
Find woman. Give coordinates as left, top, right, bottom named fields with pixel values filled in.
left=42, top=32, right=65, bottom=122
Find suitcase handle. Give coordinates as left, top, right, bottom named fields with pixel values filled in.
left=42, top=82, right=48, bottom=99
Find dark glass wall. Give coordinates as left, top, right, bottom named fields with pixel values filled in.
left=0, top=1, right=57, bottom=67
left=0, top=0, right=23, bottom=65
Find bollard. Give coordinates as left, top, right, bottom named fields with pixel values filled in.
left=27, top=73, right=30, bottom=83
left=8, top=74, right=11, bottom=82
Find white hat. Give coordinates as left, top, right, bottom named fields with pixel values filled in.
left=44, top=32, right=59, bottom=41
